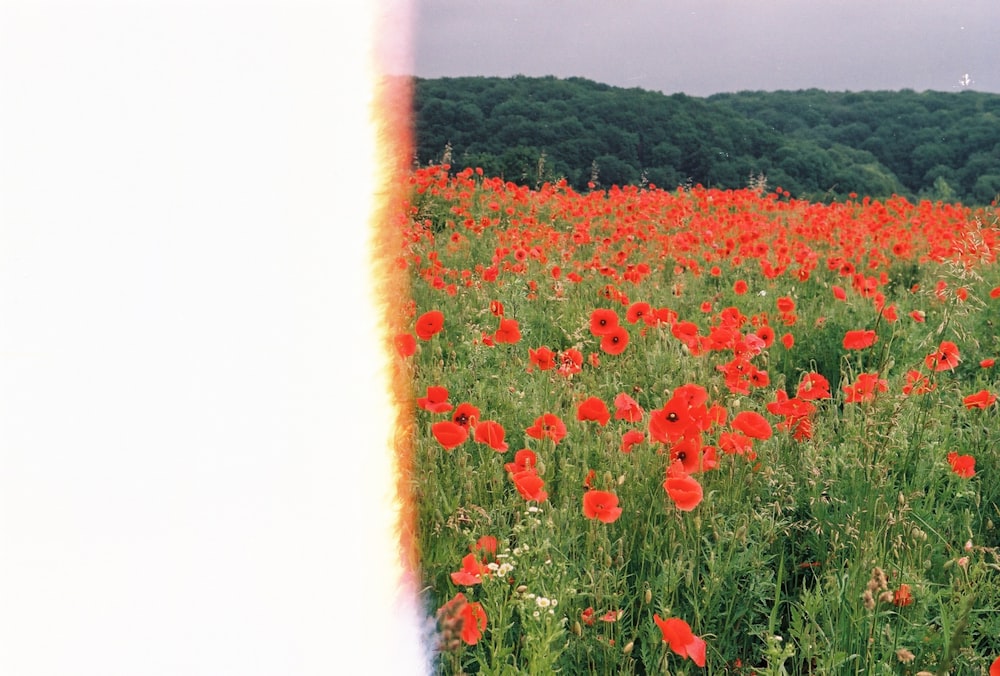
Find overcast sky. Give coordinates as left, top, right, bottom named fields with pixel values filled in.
left=407, top=0, right=1000, bottom=96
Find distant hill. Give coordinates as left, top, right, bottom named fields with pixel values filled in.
left=412, top=75, right=1000, bottom=204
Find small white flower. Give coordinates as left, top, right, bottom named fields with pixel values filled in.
left=486, top=562, right=499, bottom=572
left=536, top=597, right=551, bottom=608
left=527, top=506, right=541, bottom=513
left=758, top=290, right=767, bottom=297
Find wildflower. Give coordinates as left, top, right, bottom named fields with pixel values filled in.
left=472, top=535, right=498, bottom=558
left=600, top=325, right=630, bottom=355
left=528, top=346, right=556, bottom=371
left=832, top=285, right=846, bottom=300
left=947, top=451, right=976, bottom=478
left=577, top=396, right=611, bottom=426
left=504, top=449, right=537, bottom=475
left=925, top=340, right=960, bottom=372
left=909, top=310, right=925, bottom=322
left=600, top=610, right=621, bottom=622
left=733, top=279, right=748, bottom=295
left=653, top=615, right=707, bottom=668
left=432, top=421, right=468, bottom=451
left=895, top=648, right=915, bottom=664
left=621, top=430, right=644, bottom=454
left=776, top=296, right=795, bottom=313
left=626, top=301, right=651, bottom=324
left=843, top=329, right=878, bottom=350
left=494, top=318, right=521, bottom=344
left=394, top=332, right=417, bottom=357
left=512, top=470, right=548, bottom=502
left=437, top=592, right=487, bottom=647
left=991, top=286, right=1000, bottom=300
left=452, top=403, right=481, bottom=428
left=582, top=490, right=624, bottom=523
left=557, top=348, right=584, bottom=377
left=613, top=392, right=644, bottom=422
left=581, top=607, right=595, bottom=626
left=417, top=385, right=453, bottom=413
left=415, top=310, right=445, bottom=340
left=663, top=464, right=704, bottom=511
left=474, top=420, right=509, bottom=452
left=796, top=372, right=831, bottom=400
left=991, top=656, right=1000, bottom=676
left=450, top=553, right=491, bottom=586
left=843, top=373, right=888, bottom=403
left=589, top=308, right=619, bottom=335
left=981, top=358, right=995, bottom=368
left=963, top=389, right=997, bottom=409
left=780, top=332, right=794, bottom=349
left=902, top=370, right=935, bottom=396
left=489, top=300, right=504, bottom=317
left=526, top=413, right=567, bottom=444
left=892, top=583, right=913, bottom=607
left=731, top=411, right=773, bottom=440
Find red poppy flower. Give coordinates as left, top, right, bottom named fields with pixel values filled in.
left=557, top=348, right=584, bottom=377
left=947, top=451, right=976, bottom=478
left=582, top=490, right=623, bottom=523
left=529, top=346, right=556, bottom=371
left=452, top=403, right=481, bottom=428
left=963, top=389, right=997, bottom=409
left=990, top=656, right=1000, bottom=676
left=474, top=420, right=509, bottom=452
left=731, top=411, right=773, bottom=440
left=511, top=469, right=548, bottom=502
left=776, top=296, right=795, bottom=313
left=652, top=615, right=707, bottom=667
left=504, top=449, right=537, bottom=475
left=582, top=468, right=595, bottom=489
left=489, top=300, right=504, bottom=317
left=415, top=310, right=445, bottom=340
left=981, top=358, right=995, bottom=368
left=663, top=465, right=704, bottom=511
left=909, top=310, right=926, bottom=322
left=843, top=329, right=877, bottom=350
left=781, top=332, right=794, bottom=349
left=526, top=413, right=567, bottom=444
left=718, top=431, right=755, bottom=458
left=589, top=308, right=620, bottom=335
left=417, top=385, right=453, bottom=413
left=432, top=421, right=468, bottom=451
left=925, top=340, right=960, bottom=372
left=600, top=325, right=630, bottom=355
left=621, top=430, right=644, bottom=453
left=991, top=286, right=1000, bottom=300
left=450, top=552, right=491, bottom=586
left=733, top=279, right=748, bottom=295
left=437, top=593, right=488, bottom=646
left=614, top=392, right=644, bottom=422
left=843, top=373, right=888, bottom=403
left=902, top=370, right=935, bottom=396
left=472, top=535, right=498, bottom=558
left=581, top=607, right=595, bottom=626
left=394, top=333, right=417, bottom=357
left=892, top=583, right=913, bottom=607
left=796, top=373, right=831, bottom=400
left=494, top=318, right=521, bottom=344
left=626, top=301, right=651, bottom=324
left=577, top=396, right=611, bottom=426
left=832, top=286, right=846, bottom=301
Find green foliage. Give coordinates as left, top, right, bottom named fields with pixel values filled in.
left=413, top=76, right=1000, bottom=204
left=404, top=168, right=1000, bottom=673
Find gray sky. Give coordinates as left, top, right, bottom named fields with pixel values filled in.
left=407, top=0, right=1000, bottom=96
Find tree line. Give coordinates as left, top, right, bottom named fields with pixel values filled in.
left=412, top=75, right=1000, bottom=204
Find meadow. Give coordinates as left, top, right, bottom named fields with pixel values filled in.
left=394, top=165, right=1000, bottom=674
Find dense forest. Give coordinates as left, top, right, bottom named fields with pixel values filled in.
left=412, top=75, right=1000, bottom=204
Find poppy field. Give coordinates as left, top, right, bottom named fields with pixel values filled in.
left=393, top=165, right=1000, bottom=674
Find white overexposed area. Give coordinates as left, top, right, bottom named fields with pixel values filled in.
left=0, top=2, right=428, bottom=674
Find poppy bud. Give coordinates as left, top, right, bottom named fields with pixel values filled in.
left=623, top=641, right=634, bottom=655
left=644, top=588, right=652, bottom=604
left=572, top=621, right=582, bottom=636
